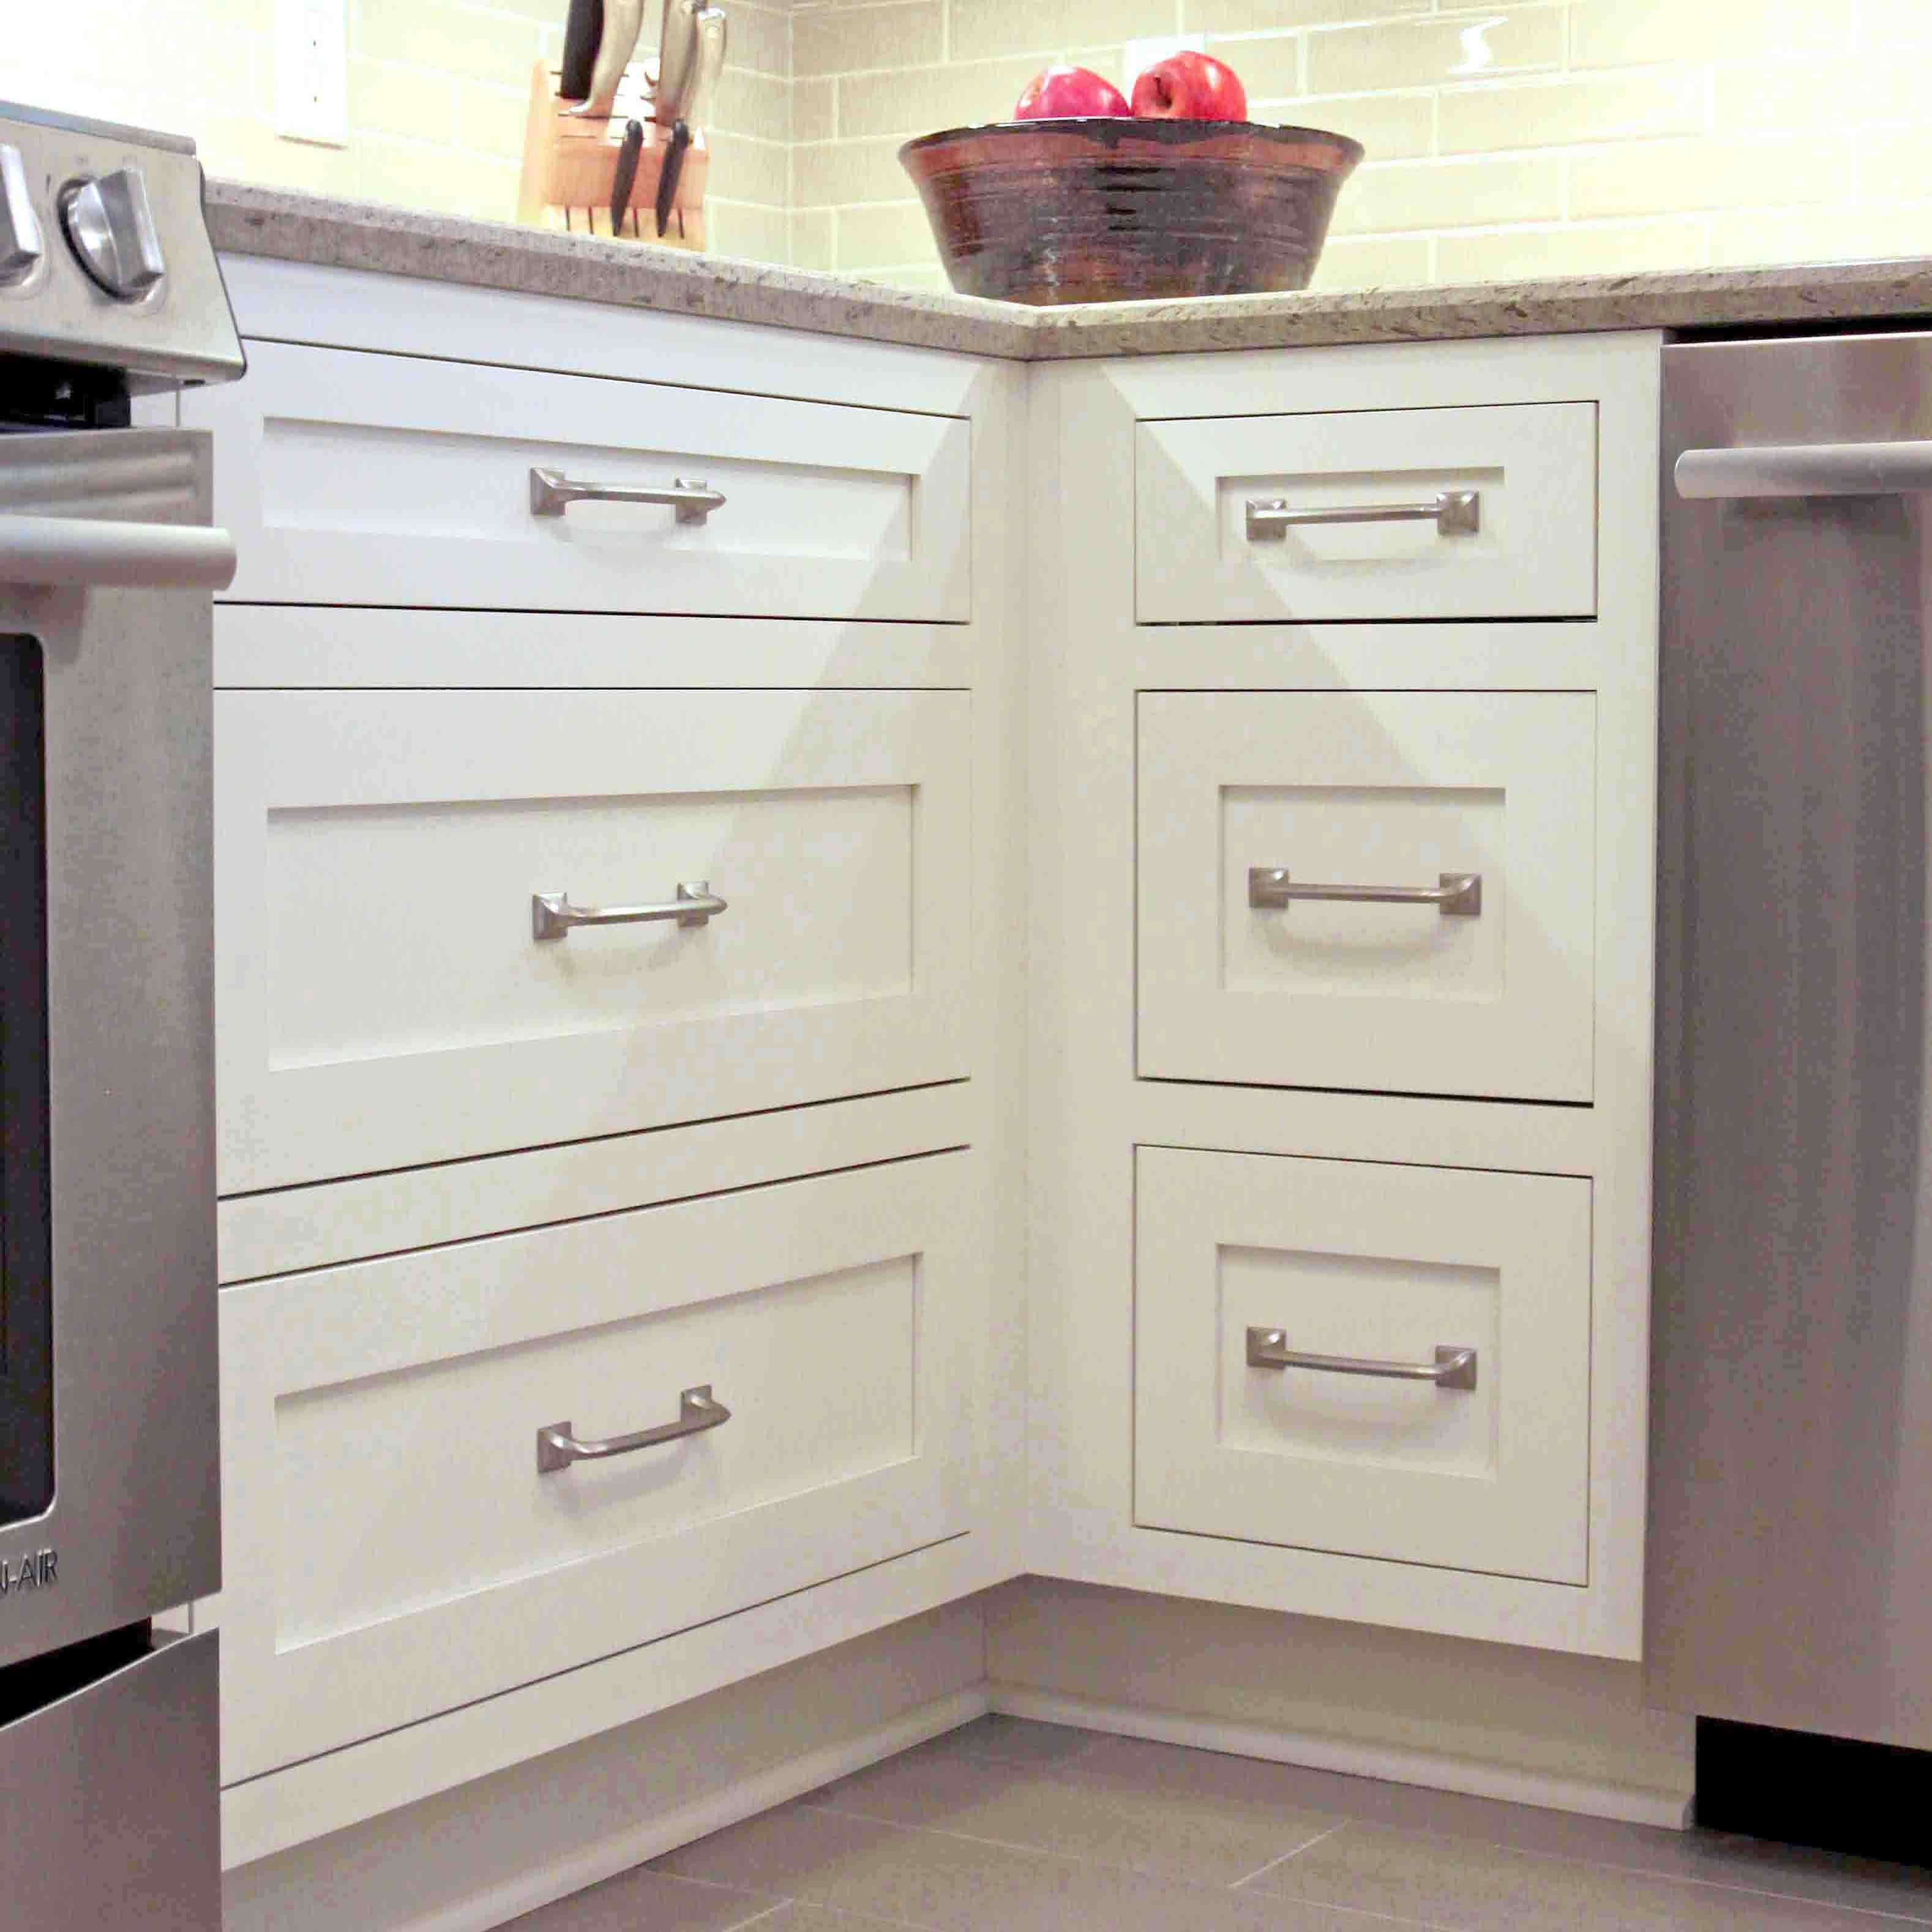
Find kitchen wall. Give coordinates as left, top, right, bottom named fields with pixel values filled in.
left=1, top=1, right=793, bottom=265
left=24, top=0, right=1932, bottom=290
left=792, top=0, right=1932, bottom=290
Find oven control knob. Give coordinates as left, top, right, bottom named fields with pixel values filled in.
left=0, top=145, right=43, bottom=286
left=60, top=168, right=165, bottom=300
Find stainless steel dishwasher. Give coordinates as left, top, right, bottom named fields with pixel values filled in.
left=1650, top=331, right=1932, bottom=1765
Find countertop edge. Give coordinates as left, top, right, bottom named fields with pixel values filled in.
left=203, top=182, right=1041, bottom=362
left=204, top=181, right=1932, bottom=361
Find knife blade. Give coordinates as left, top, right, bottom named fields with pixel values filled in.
left=656, top=0, right=702, bottom=122
left=565, top=0, right=645, bottom=116
left=559, top=0, right=602, bottom=102
left=681, top=5, right=727, bottom=129
left=611, top=118, right=645, bottom=236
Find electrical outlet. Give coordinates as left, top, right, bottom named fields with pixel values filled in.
left=275, top=0, right=349, bottom=148
left=1122, top=34, right=1205, bottom=94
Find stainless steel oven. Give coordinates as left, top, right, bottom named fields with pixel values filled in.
left=0, top=103, right=241, bottom=1928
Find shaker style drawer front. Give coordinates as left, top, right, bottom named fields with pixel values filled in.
left=217, top=1154, right=979, bottom=1783
left=215, top=687, right=970, bottom=1193
left=189, top=340, right=972, bottom=621
left=1136, top=401, right=1596, bottom=623
left=1138, top=691, right=1595, bottom=1103
left=1135, top=1148, right=1591, bottom=1584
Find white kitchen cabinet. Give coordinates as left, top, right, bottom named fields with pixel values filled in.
left=1136, top=400, right=1597, bottom=624
left=190, top=337, right=972, bottom=621
left=217, top=1154, right=980, bottom=1783
left=214, top=685, right=971, bottom=1193
left=201, top=258, right=1027, bottom=1876
left=200, top=254, right=1664, bottom=1895
left=1137, top=689, right=1597, bottom=1103
left=1030, top=333, right=1660, bottom=1661
left=1135, top=1147, right=1591, bottom=1584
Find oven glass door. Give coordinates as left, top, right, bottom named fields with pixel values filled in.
left=0, top=633, right=48, bottom=1526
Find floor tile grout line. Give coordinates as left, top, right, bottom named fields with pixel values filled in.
left=794, top=1796, right=1396, bottom=1902
left=726, top=1903, right=796, bottom=1932
left=1380, top=1830, right=1932, bottom=1924
left=1227, top=1820, right=1350, bottom=1891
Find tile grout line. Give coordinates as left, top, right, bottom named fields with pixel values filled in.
left=1226, top=1820, right=1350, bottom=1891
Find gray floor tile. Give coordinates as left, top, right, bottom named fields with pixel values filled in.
left=652, top=1797, right=1395, bottom=1932
left=504, top=1865, right=784, bottom=1931
left=1244, top=1820, right=1915, bottom=1930
left=1074, top=1734, right=1932, bottom=1922
left=804, top=1746, right=1339, bottom=1886
left=928, top=1715, right=1106, bottom=1767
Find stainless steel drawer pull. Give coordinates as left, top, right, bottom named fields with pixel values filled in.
left=1246, top=1329, right=1478, bottom=1391
left=537, top=1385, right=731, bottom=1474
left=1674, top=440, right=1932, bottom=501
left=1246, top=489, right=1480, bottom=541
left=1249, top=867, right=1481, bottom=916
left=533, top=881, right=727, bottom=940
left=529, top=466, right=727, bottom=524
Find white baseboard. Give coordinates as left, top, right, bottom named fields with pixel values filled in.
left=988, top=1685, right=1693, bottom=1832
left=400, top=1685, right=989, bottom=1932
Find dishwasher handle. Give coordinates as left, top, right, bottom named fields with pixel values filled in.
left=1675, top=439, right=1932, bottom=501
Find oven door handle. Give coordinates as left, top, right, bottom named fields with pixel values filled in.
left=0, top=513, right=237, bottom=590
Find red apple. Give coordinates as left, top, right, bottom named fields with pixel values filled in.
left=1131, top=51, right=1248, bottom=121
left=1014, top=63, right=1131, bottom=119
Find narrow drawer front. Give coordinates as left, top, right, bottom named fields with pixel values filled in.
left=216, top=687, right=970, bottom=1193
left=189, top=340, right=971, bottom=621
left=1138, top=691, right=1595, bottom=1103
left=1135, top=1148, right=1590, bottom=1583
left=217, top=1154, right=979, bottom=1783
left=1136, top=402, right=1596, bottom=623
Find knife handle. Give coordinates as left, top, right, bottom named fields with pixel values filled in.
left=559, top=0, right=604, bottom=102
left=611, top=119, right=645, bottom=236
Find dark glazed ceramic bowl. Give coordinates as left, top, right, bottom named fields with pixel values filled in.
left=899, top=118, right=1365, bottom=306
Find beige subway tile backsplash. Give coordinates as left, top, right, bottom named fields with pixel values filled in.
left=706, top=132, right=792, bottom=209
left=45, top=0, right=1932, bottom=291
left=711, top=66, right=793, bottom=143
left=1293, top=91, right=1432, bottom=160
left=1333, top=152, right=1562, bottom=236
left=948, top=0, right=1178, bottom=66
left=348, top=61, right=454, bottom=143
left=1185, top=0, right=1427, bottom=31
left=1309, top=233, right=1431, bottom=288
left=791, top=205, right=839, bottom=271
left=1710, top=201, right=1932, bottom=269
left=1435, top=216, right=1707, bottom=283
left=796, top=2, right=944, bottom=77
left=728, top=2, right=795, bottom=78
left=1308, top=10, right=1562, bottom=96
left=1570, top=0, right=1846, bottom=69
left=793, top=136, right=917, bottom=206
left=793, top=77, right=838, bottom=142
left=836, top=200, right=941, bottom=268
left=356, top=5, right=540, bottom=83
left=1569, top=136, right=1830, bottom=220
left=1437, top=70, right=1704, bottom=155
left=839, top=55, right=1062, bottom=138
left=1203, top=34, right=1301, bottom=102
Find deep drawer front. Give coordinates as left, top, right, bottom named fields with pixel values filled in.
left=189, top=340, right=972, bottom=621
left=216, top=687, right=971, bottom=1193
left=217, top=1153, right=979, bottom=1783
left=1135, top=1148, right=1590, bottom=1584
left=1136, top=402, right=1596, bottom=623
left=1137, top=691, right=1595, bottom=1103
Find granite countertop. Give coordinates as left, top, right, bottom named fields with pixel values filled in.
left=206, top=178, right=1932, bottom=362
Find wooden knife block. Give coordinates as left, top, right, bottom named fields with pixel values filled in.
left=516, top=61, right=709, bottom=247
